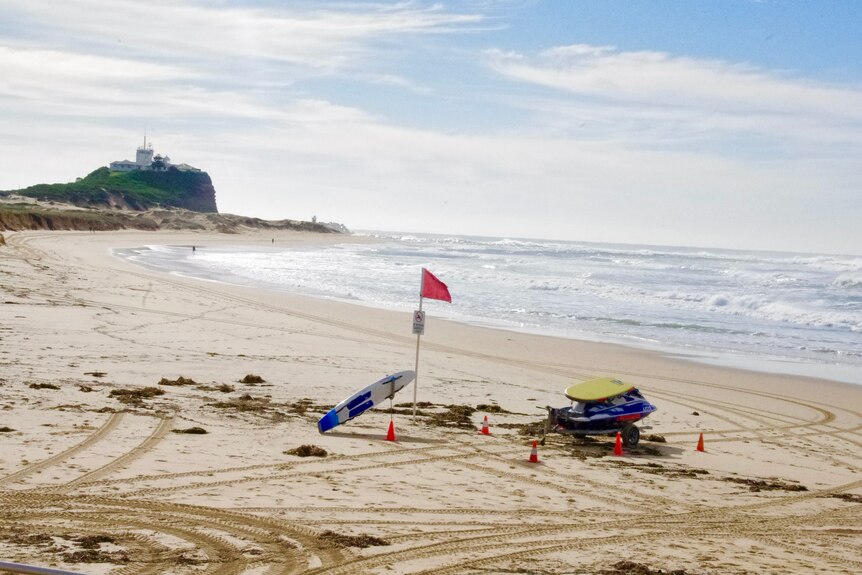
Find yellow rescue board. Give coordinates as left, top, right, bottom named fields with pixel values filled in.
left=564, top=377, right=634, bottom=402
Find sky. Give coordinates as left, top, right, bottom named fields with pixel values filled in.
left=1, top=0, right=860, bottom=254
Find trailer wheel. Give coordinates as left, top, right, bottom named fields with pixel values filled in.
left=622, top=424, right=640, bottom=447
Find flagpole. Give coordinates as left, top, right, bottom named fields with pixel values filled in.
left=413, top=268, right=449, bottom=421
left=413, top=286, right=423, bottom=421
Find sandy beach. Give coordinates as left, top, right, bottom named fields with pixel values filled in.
left=1, top=229, right=860, bottom=575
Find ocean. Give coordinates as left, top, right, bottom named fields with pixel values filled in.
left=114, top=232, right=862, bottom=385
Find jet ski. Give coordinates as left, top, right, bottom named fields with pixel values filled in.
left=545, top=378, right=657, bottom=447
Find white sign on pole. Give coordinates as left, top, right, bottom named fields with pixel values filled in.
left=412, top=310, right=425, bottom=335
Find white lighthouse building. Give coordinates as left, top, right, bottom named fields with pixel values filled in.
left=109, top=135, right=172, bottom=172
left=136, top=139, right=154, bottom=166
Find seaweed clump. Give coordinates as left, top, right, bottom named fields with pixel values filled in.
left=173, top=427, right=208, bottom=434
left=830, top=493, right=862, bottom=504
left=476, top=403, right=511, bottom=414
left=158, top=376, right=197, bottom=386
left=196, top=383, right=234, bottom=393
left=319, top=530, right=389, bottom=548
left=0, top=530, right=128, bottom=565
left=285, top=398, right=328, bottom=416
left=723, top=477, right=807, bottom=492
left=62, top=548, right=129, bottom=564
left=109, top=387, right=165, bottom=405
left=426, top=404, right=476, bottom=429
left=210, top=393, right=270, bottom=413
left=29, top=383, right=60, bottom=390
left=609, top=461, right=708, bottom=478
left=285, top=444, right=328, bottom=457
left=597, top=560, right=690, bottom=575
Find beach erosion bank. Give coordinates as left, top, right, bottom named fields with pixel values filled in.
left=1, top=230, right=860, bottom=574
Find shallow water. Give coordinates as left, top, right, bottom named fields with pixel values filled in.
left=114, top=232, right=862, bottom=385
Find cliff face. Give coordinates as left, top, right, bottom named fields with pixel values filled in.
left=0, top=207, right=159, bottom=232
left=0, top=204, right=337, bottom=234
left=129, top=169, right=218, bottom=212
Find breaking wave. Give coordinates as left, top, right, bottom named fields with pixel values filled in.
left=116, top=232, right=862, bottom=384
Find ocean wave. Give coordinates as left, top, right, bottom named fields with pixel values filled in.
left=833, top=274, right=862, bottom=289
left=807, top=347, right=862, bottom=358
left=117, top=235, right=862, bottom=381
left=706, top=293, right=861, bottom=330
left=784, top=255, right=862, bottom=273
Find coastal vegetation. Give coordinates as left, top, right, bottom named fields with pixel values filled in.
left=0, top=202, right=159, bottom=232
left=0, top=166, right=341, bottom=233
left=2, top=166, right=218, bottom=212
left=0, top=200, right=336, bottom=233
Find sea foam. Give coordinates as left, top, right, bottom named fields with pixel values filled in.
left=114, top=233, right=862, bottom=384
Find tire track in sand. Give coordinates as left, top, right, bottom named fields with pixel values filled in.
left=0, top=412, right=124, bottom=488
left=0, top=491, right=349, bottom=575
left=57, top=415, right=174, bottom=490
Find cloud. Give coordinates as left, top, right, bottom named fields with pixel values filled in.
left=0, top=46, right=196, bottom=115
left=182, top=98, right=849, bottom=251
left=484, top=45, right=862, bottom=159
left=0, top=1, right=483, bottom=126
left=0, top=1, right=482, bottom=122
left=3, top=1, right=486, bottom=72
left=360, top=73, right=432, bottom=94
left=486, top=45, right=862, bottom=118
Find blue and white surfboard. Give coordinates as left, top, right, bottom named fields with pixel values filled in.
left=317, top=370, right=416, bottom=433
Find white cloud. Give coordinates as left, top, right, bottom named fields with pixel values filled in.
left=483, top=44, right=862, bottom=167
left=0, top=46, right=196, bottom=115
left=3, top=1, right=485, bottom=72
left=361, top=73, right=432, bottom=94
left=179, top=101, right=854, bottom=253
left=486, top=45, right=862, bottom=119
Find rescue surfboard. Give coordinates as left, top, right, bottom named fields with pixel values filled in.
left=317, top=370, right=415, bottom=433
left=564, top=377, right=634, bottom=402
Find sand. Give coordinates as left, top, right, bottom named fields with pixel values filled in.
left=0, top=229, right=860, bottom=575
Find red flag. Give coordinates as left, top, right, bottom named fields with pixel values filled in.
left=421, top=268, right=451, bottom=303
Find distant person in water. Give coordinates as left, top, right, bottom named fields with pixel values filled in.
left=192, top=246, right=195, bottom=252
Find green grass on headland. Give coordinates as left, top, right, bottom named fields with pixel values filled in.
left=1, top=167, right=218, bottom=213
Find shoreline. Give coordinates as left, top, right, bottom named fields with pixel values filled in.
left=6, top=228, right=858, bottom=411
left=107, top=230, right=858, bottom=392
left=1, top=229, right=860, bottom=574
left=113, top=232, right=861, bottom=387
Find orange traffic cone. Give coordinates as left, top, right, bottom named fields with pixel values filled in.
left=479, top=415, right=490, bottom=435
left=529, top=439, right=539, bottom=463
left=613, top=432, right=623, bottom=456
left=696, top=432, right=705, bottom=452
left=386, top=420, right=396, bottom=442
